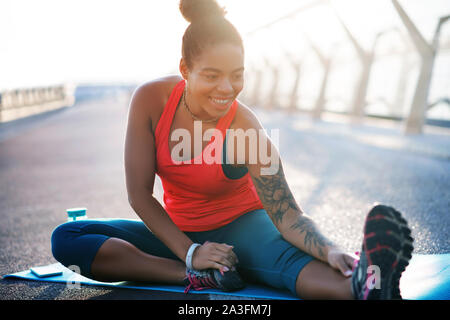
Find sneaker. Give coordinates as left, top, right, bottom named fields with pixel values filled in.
left=351, top=204, right=414, bottom=300
left=184, top=266, right=246, bottom=293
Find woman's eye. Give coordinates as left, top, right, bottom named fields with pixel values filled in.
left=204, top=73, right=242, bottom=81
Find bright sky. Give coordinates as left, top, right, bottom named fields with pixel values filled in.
left=1, top=0, right=449, bottom=90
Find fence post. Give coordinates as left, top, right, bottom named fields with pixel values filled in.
left=392, top=0, right=449, bottom=134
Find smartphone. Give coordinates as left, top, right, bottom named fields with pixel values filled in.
left=30, top=265, right=63, bottom=278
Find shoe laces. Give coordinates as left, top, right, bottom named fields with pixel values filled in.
left=351, top=251, right=373, bottom=300
left=184, top=269, right=219, bottom=293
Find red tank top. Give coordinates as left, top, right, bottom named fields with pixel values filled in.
left=154, top=80, right=263, bottom=231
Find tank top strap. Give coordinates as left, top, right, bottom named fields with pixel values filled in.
left=154, top=80, right=186, bottom=147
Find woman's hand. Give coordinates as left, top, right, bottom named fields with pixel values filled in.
left=191, top=241, right=239, bottom=274
left=327, top=248, right=358, bottom=277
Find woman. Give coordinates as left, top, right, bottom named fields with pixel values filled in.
left=51, top=0, right=413, bottom=299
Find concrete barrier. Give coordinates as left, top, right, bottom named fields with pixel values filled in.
left=0, top=84, right=75, bottom=123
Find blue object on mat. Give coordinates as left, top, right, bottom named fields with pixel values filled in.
left=66, top=208, right=87, bottom=222
left=3, top=254, right=449, bottom=300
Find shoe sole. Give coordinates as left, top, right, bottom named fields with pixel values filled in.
left=362, top=204, right=414, bottom=299
left=213, top=268, right=246, bottom=292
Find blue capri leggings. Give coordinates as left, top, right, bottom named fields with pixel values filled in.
left=51, top=209, right=314, bottom=296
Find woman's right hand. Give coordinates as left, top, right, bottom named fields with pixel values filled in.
left=191, top=241, right=239, bottom=273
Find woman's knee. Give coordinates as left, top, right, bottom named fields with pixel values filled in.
left=51, top=223, right=76, bottom=265
left=50, top=221, right=111, bottom=278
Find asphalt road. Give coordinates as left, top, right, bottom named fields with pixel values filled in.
left=1, top=91, right=449, bottom=300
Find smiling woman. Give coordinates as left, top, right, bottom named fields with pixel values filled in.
left=50, top=0, right=414, bottom=300
left=178, top=0, right=245, bottom=121
left=180, top=43, right=244, bottom=121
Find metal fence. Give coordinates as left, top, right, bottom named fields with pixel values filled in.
left=240, top=0, right=450, bottom=134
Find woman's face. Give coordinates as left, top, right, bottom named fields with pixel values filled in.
left=180, top=42, right=245, bottom=120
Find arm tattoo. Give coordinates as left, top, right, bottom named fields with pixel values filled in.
left=251, top=162, right=334, bottom=260
left=250, top=162, right=300, bottom=226
left=290, top=215, right=334, bottom=260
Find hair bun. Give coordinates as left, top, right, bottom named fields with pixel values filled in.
left=179, top=0, right=226, bottom=23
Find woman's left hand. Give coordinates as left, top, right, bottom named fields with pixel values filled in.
left=327, top=248, right=358, bottom=277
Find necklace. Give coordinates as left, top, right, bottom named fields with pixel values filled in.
left=182, top=87, right=220, bottom=123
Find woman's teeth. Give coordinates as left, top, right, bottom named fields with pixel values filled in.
left=211, top=98, right=231, bottom=105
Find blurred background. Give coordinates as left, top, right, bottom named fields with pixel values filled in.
left=0, top=0, right=449, bottom=300
left=1, top=0, right=449, bottom=132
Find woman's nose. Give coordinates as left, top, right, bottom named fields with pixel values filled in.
left=216, top=78, right=233, bottom=93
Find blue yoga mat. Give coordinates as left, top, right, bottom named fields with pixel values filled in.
left=3, top=254, right=449, bottom=300
left=3, top=264, right=297, bottom=300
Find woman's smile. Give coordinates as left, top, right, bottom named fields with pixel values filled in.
left=209, top=96, right=234, bottom=110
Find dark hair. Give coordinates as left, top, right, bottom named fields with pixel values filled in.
left=179, top=0, right=244, bottom=70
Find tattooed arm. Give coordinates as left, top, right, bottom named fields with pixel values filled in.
left=251, top=163, right=356, bottom=276
left=249, top=160, right=336, bottom=263
left=230, top=104, right=338, bottom=264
